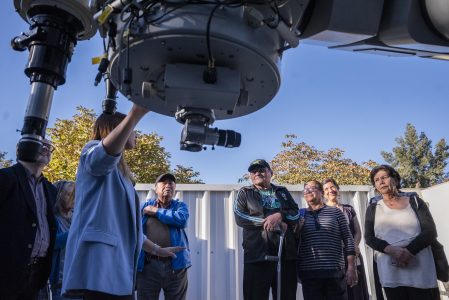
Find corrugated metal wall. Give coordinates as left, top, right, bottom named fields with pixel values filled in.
left=135, top=184, right=375, bottom=300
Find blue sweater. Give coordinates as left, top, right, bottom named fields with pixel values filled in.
left=137, top=198, right=191, bottom=271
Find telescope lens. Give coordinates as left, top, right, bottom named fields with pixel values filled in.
left=217, top=130, right=241, bottom=148
left=17, top=138, right=43, bottom=162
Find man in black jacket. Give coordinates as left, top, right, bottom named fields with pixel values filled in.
left=234, top=159, right=300, bottom=300
left=0, top=140, right=57, bottom=300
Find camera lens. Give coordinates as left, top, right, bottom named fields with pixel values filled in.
left=217, top=130, right=241, bottom=148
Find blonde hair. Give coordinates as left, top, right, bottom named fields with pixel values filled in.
left=91, top=112, right=134, bottom=182
left=54, top=180, right=75, bottom=216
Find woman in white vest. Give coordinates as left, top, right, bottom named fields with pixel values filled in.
left=364, top=165, right=439, bottom=300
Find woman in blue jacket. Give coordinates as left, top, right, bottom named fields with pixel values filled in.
left=62, top=104, right=182, bottom=299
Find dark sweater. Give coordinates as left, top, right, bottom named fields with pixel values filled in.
left=298, top=205, right=355, bottom=279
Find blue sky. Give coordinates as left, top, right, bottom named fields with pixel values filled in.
left=1, top=4, right=449, bottom=183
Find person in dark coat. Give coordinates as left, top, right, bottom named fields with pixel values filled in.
left=0, top=140, right=57, bottom=300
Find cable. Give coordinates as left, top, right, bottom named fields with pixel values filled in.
left=206, top=3, right=221, bottom=65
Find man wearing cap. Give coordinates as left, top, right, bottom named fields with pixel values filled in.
left=234, top=159, right=300, bottom=300
left=137, top=173, right=191, bottom=300
left=0, top=140, right=57, bottom=299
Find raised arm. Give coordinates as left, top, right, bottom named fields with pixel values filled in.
left=103, top=104, right=149, bottom=156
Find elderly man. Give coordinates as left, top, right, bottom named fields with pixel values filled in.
left=234, top=159, right=300, bottom=300
left=137, top=173, right=191, bottom=300
left=297, top=180, right=357, bottom=300
left=0, top=140, right=57, bottom=299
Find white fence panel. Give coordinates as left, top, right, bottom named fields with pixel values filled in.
left=135, top=184, right=374, bottom=300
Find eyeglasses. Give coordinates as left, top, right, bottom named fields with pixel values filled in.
left=41, top=144, right=55, bottom=154
left=304, top=187, right=319, bottom=194
left=250, top=167, right=267, bottom=174
left=374, top=175, right=390, bottom=183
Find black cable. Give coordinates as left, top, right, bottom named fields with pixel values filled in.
left=126, top=16, right=133, bottom=71
left=117, top=15, right=134, bottom=89
left=206, top=3, right=222, bottom=65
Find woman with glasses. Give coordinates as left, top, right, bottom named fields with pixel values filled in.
left=364, top=165, right=440, bottom=300
left=323, top=178, right=369, bottom=300
left=297, top=180, right=357, bottom=300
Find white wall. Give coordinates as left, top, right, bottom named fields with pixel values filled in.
left=135, top=184, right=374, bottom=300
left=136, top=182, right=449, bottom=300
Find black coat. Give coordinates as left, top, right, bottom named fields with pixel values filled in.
left=0, top=163, right=57, bottom=297
left=234, top=184, right=300, bottom=263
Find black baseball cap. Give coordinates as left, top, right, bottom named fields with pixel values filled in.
left=155, top=173, right=176, bottom=185
left=248, top=159, right=272, bottom=172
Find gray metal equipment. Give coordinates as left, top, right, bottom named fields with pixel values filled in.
left=10, top=0, right=449, bottom=158
left=12, top=0, right=96, bottom=161
left=264, top=230, right=285, bottom=300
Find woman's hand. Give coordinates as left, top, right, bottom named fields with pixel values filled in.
left=384, top=245, right=415, bottom=267
left=155, top=246, right=185, bottom=258
left=396, top=248, right=414, bottom=267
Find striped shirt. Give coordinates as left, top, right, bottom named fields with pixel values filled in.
left=298, top=205, right=355, bottom=279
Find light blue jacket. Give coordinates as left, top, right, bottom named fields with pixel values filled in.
left=62, top=141, right=144, bottom=296
left=137, top=199, right=191, bottom=271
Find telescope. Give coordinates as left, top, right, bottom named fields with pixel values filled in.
left=12, top=0, right=449, bottom=158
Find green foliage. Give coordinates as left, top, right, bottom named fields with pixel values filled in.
left=381, top=123, right=449, bottom=188
left=44, top=106, right=202, bottom=184
left=271, top=134, right=377, bottom=185
left=125, top=131, right=171, bottom=183
left=172, top=165, right=204, bottom=184
left=0, top=151, right=13, bottom=168
left=46, top=106, right=95, bottom=182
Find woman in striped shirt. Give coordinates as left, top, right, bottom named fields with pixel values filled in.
left=297, top=180, right=357, bottom=300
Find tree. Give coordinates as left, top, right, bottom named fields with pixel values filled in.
left=45, top=106, right=202, bottom=184
left=125, top=131, right=171, bottom=183
left=381, top=123, right=449, bottom=188
left=46, top=107, right=96, bottom=182
left=0, top=151, right=13, bottom=168
left=270, top=134, right=377, bottom=185
left=172, top=165, right=204, bottom=184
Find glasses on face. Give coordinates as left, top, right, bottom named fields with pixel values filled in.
left=250, top=167, right=267, bottom=174
left=304, top=187, right=319, bottom=194
left=374, top=175, right=390, bottom=183
left=40, top=144, right=55, bottom=154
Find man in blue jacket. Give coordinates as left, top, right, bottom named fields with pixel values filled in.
left=137, top=173, right=191, bottom=300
